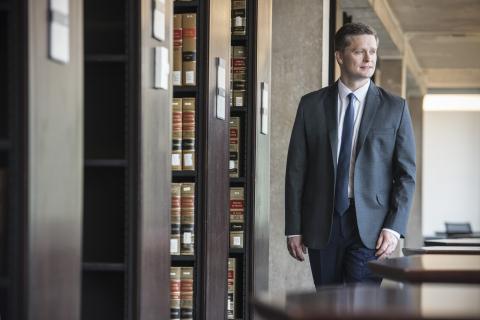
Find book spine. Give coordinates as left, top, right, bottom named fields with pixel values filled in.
left=182, top=13, right=197, bottom=86
left=180, top=267, right=194, bottom=320
left=173, top=14, right=183, bottom=86
left=229, top=117, right=240, bottom=178
left=227, top=258, right=236, bottom=319
left=172, top=98, right=183, bottom=171
left=180, top=183, right=195, bottom=255
left=231, top=0, right=246, bottom=36
left=171, top=183, right=182, bottom=255
left=170, top=267, right=182, bottom=320
left=229, top=187, right=244, bottom=248
left=231, top=46, right=247, bottom=108
left=182, top=98, right=196, bottom=171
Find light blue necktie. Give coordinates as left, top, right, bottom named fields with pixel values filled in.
left=334, top=93, right=355, bottom=216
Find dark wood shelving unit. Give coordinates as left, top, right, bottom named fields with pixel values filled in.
left=82, top=0, right=138, bottom=318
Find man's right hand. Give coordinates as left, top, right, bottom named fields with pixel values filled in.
left=287, top=235, right=306, bottom=261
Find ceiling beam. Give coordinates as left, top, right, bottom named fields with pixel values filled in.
left=369, top=0, right=427, bottom=95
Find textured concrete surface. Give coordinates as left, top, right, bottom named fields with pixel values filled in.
left=406, top=96, right=424, bottom=248
left=269, top=0, right=324, bottom=295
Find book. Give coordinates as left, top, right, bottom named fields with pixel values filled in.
left=180, top=183, right=195, bottom=255
left=229, top=117, right=240, bottom=178
left=182, top=98, right=195, bottom=171
left=231, top=46, right=246, bottom=108
left=173, top=14, right=183, bottom=86
left=230, top=187, right=244, bottom=249
left=172, top=98, right=183, bottom=171
left=182, top=13, right=196, bottom=86
left=231, top=0, right=246, bottom=36
left=171, top=183, right=182, bottom=255
left=170, top=267, right=182, bottom=320
left=227, top=258, right=236, bottom=319
left=180, top=267, right=194, bottom=320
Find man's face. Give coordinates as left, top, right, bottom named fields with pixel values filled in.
left=336, top=34, right=378, bottom=82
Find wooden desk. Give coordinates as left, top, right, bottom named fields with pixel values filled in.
left=403, top=246, right=480, bottom=256
left=252, top=284, right=480, bottom=320
left=368, top=255, right=480, bottom=283
left=434, top=232, right=480, bottom=239
left=424, top=238, right=480, bottom=247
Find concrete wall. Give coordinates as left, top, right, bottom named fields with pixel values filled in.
left=423, top=111, right=480, bottom=235
left=406, top=96, right=423, bottom=248
left=269, top=0, right=324, bottom=294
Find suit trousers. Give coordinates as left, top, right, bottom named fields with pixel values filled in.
left=308, top=201, right=382, bottom=287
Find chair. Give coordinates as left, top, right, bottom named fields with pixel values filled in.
left=445, top=222, right=472, bottom=235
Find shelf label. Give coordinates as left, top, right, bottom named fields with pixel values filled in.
left=153, top=0, right=166, bottom=41
left=261, top=82, right=269, bottom=135
left=216, top=57, right=227, bottom=120
left=49, top=0, right=70, bottom=64
left=154, top=46, right=169, bottom=90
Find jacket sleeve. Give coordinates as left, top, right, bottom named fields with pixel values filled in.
left=285, top=98, right=308, bottom=236
left=383, top=100, right=416, bottom=236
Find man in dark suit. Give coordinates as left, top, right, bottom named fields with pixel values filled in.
left=285, top=22, right=416, bottom=286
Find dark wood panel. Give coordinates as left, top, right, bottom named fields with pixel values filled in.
left=136, top=0, right=173, bottom=319
left=403, top=246, right=480, bottom=256
left=425, top=238, right=480, bottom=247
left=253, top=0, right=271, bottom=297
left=200, top=0, right=231, bottom=318
left=27, top=0, right=83, bottom=319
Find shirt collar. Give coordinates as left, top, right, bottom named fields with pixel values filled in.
left=338, top=79, right=371, bottom=103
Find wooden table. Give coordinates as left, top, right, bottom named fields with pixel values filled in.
left=368, top=255, right=480, bottom=283
left=424, top=238, right=480, bottom=247
left=252, top=284, right=480, bottom=319
left=403, top=246, right=480, bottom=256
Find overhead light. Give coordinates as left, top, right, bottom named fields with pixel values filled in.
left=423, top=94, right=480, bottom=111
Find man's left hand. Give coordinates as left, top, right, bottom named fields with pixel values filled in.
left=375, top=230, right=398, bottom=259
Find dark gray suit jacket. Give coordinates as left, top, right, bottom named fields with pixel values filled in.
left=285, top=81, right=416, bottom=249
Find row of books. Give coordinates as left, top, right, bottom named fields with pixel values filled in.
left=229, top=117, right=240, bottom=178
left=173, top=13, right=197, bottom=86
left=170, top=266, right=194, bottom=320
left=231, top=46, right=246, bottom=108
left=232, top=0, right=246, bottom=36
left=172, top=98, right=196, bottom=171
left=171, top=183, right=195, bottom=256
left=229, top=187, right=244, bottom=249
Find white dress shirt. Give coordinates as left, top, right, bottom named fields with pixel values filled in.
left=288, top=80, right=400, bottom=240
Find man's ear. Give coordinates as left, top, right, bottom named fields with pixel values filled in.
left=335, top=50, right=343, bottom=65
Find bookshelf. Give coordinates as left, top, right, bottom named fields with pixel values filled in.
left=82, top=0, right=137, bottom=318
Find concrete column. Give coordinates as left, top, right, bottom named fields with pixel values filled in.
left=378, top=58, right=406, bottom=98
left=270, top=0, right=324, bottom=295
left=406, top=95, right=424, bottom=248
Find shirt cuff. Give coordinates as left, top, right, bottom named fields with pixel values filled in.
left=287, top=235, right=301, bottom=238
left=382, top=228, right=400, bottom=239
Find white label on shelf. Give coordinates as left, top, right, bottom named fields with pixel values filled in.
left=153, top=9, right=165, bottom=41
left=233, top=236, right=241, bottom=246
left=173, top=71, right=182, bottom=86
left=229, top=160, right=235, bottom=170
left=217, top=95, right=226, bottom=120
left=184, top=153, right=193, bottom=167
left=183, top=186, right=191, bottom=192
left=183, top=232, right=192, bottom=244
left=170, top=239, right=178, bottom=254
left=172, top=154, right=181, bottom=166
left=50, top=21, right=69, bottom=64
left=185, top=71, right=195, bottom=85
left=235, top=96, right=243, bottom=106
left=235, top=16, right=243, bottom=27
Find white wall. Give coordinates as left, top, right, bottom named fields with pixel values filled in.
left=423, top=111, right=480, bottom=235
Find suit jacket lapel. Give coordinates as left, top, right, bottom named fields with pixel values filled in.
left=355, top=81, right=381, bottom=159
left=325, top=82, right=339, bottom=172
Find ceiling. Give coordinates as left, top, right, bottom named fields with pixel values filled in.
left=341, top=0, right=480, bottom=92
